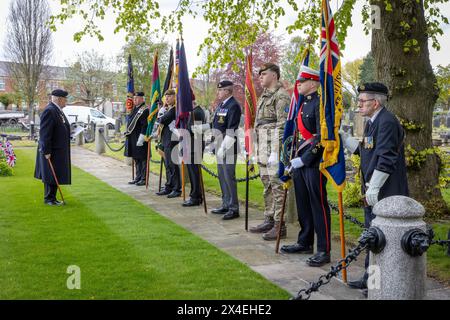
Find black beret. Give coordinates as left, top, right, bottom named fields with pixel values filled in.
left=134, top=91, right=145, bottom=97
left=164, top=89, right=175, bottom=96
left=258, top=63, right=280, bottom=79
left=217, top=80, right=233, bottom=88
left=357, top=82, right=389, bottom=96
left=51, top=89, right=68, bottom=97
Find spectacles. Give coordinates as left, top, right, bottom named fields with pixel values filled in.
left=357, top=98, right=375, bottom=104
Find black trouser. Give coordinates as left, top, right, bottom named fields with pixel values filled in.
left=187, top=163, right=202, bottom=201
left=293, top=167, right=331, bottom=253
left=163, top=144, right=181, bottom=192
left=362, top=206, right=376, bottom=278
left=44, top=183, right=57, bottom=202
left=134, top=158, right=147, bottom=182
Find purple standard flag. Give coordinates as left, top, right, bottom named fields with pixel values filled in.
left=175, top=41, right=193, bottom=130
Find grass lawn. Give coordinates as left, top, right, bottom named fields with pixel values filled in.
left=0, top=148, right=290, bottom=299
left=83, top=140, right=450, bottom=284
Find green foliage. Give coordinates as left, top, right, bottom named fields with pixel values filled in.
left=435, top=148, right=450, bottom=188
left=0, top=151, right=13, bottom=177
left=343, top=155, right=363, bottom=208
left=435, top=64, right=450, bottom=110
left=0, top=93, right=22, bottom=108
left=398, top=117, right=425, bottom=131
left=358, top=51, right=375, bottom=84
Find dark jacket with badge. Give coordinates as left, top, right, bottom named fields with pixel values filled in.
left=356, top=107, right=408, bottom=199
left=124, top=103, right=149, bottom=159
left=159, top=105, right=179, bottom=149
left=188, top=105, right=206, bottom=160
left=212, top=96, right=242, bottom=153
left=34, top=102, right=71, bottom=185
left=296, top=91, right=323, bottom=168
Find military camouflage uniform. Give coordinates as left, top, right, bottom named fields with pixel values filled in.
left=255, top=82, right=290, bottom=222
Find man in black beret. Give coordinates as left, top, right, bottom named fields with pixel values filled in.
left=124, top=91, right=149, bottom=186
left=340, top=82, right=408, bottom=295
left=192, top=80, right=242, bottom=219
left=34, top=89, right=71, bottom=205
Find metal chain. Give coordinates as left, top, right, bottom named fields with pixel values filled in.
left=99, top=131, right=126, bottom=152
left=292, top=228, right=377, bottom=300
left=200, top=163, right=260, bottom=182
left=328, top=201, right=366, bottom=230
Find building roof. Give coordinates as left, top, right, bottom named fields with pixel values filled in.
left=0, top=61, right=69, bottom=81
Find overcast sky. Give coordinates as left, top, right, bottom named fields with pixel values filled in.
left=0, top=0, right=449, bottom=75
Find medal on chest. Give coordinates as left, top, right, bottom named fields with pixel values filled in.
left=364, top=136, right=374, bottom=149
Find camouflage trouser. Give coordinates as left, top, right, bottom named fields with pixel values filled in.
left=259, top=164, right=285, bottom=222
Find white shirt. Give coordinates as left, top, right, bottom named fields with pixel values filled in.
left=369, top=106, right=384, bottom=123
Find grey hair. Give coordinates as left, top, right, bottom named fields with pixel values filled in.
left=51, top=95, right=60, bottom=103
left=367, top=93, right=387, bottom=106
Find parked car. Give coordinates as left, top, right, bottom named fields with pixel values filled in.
left=63, top=106, right=116, bottom=129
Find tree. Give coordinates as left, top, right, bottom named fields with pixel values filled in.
left=211, top=31, right=283, bottom=107
left=342, top=58, right=363, bottom=98
left=359, top=52, right=375, bottom=84
left=119, top=36, right=170, bottom=100
left=435, top=64, right=450, bottom=111
left=50, top=0, right=450, bottom=216
left=66, top=50, right=116, bottom=108
left=4, top=0, right=53, bottom=132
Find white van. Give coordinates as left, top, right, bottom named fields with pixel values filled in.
left=63, top=105, right=116, bottom=129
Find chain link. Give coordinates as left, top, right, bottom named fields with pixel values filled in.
left=99, top=131, right=126, bottom=152
left=200, top=163, right=261, bottom=183
left=292, top=229, right=375, bottom=300
left=328, top=202, right=366, bottom=230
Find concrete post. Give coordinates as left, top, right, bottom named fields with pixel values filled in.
left=75, top=131, right=84, bottom=146
left=95, top=124, right=106, bottom=154
left=369, top=196, right=427, bottom=300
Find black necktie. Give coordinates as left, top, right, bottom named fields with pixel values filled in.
left=364, top=119, right=372, bottom=136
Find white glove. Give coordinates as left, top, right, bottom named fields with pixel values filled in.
left=339, top=129, right=359, bottom=153
left=290, top=157, right=304, bottom=169
left=216, top=135, right=235, bottom=158
left=136, top=133, right=145, bottom=146
left=267, top=152, right=278, bottom=167
left=366, top=169, right=390, bottom=206
left=192, top=123, right=210, bottom=135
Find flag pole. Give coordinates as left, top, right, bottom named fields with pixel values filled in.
left=145, top=139, right=151, bottom=189
left=192, top=111, right=207, bottom=214
left=158, top=157, right=163, bottom=192
left=338, top=191, right=347, bottom=283
left=181, top=161, right=186, bottom=201
left=245, top=154, right=249, bottom=231
left=132, top=158, right=135, bottom=181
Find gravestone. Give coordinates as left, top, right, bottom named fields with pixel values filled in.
left=433, top=117, right=440, bottom=127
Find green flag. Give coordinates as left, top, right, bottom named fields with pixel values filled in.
left=145, top=51, right=161, bottom=140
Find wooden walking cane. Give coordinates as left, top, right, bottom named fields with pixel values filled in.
left=47, top=157, right=65, bottom=204
left=145, top=139, right=151, bottom=189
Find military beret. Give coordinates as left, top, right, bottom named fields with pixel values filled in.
left=357, top=82, right=389, bottom=96
left=134, top=91, right=145, bottom=97
left=258, top=63, right=280, bottom=79
left=51, top=89, right=68, bottom=97
left=164, top=89, right=175, bottom=96
left=217, top=80, right=233, bottom=88
left=297, top=66, right=320, bottom=82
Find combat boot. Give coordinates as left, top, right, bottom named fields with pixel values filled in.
left=262, top=221, right=286, bottom=241
left=249, top=217, right=274, bottom=233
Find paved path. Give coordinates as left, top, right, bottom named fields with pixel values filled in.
left=71, top=146, right=450, bottom=300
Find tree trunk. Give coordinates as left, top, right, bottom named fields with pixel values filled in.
left=371, top=0, right=448, bottom=217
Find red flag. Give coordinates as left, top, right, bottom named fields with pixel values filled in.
left=244, top=52, right=257, bottom=156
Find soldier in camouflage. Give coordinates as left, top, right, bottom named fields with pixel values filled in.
left=249, top=63, right=291, bottom=241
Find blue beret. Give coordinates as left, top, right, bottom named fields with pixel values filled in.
left=51, top=89, right=68, bottom=97
left=217, top=80, right=233, bottom=88
left=357, top=82, right=389, bottom=96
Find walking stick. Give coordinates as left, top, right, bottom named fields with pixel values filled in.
left=199, top=163, right=207, bottom=214
left=145, top=139, right=151, bottom=190
left=47, top=157, right=65, bottom=204
left=275, top=188, right=288, bottom=253
left=181, top=161, right=186, bottom=201
left=245, top=154, right=250, bottom=231
left=338, top=192, right=348, bottom=283
left=132, top=158, right=135, bottom=181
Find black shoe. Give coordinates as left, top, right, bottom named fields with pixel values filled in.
left=280, top=243, right=313, bottom=254
left=167, top=191, right=182, bottom=198
left=347, top=277, right=368, bottom=290
left=211, top=207, right=228, bottom=214
left=128, top=180, right=138, bottom=185
left=362, top=289, right=368, bottom=298
left=135, top=180, right=146, bottom=186
left=44, top=200, right=63, bottom=206
left=182, top=199, right=202, bottom=207
left=156, top=189, right=171, bottom=196
left=222, top=210, right=239, bottom=220
left=306, top=252, right=331, bottom=267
